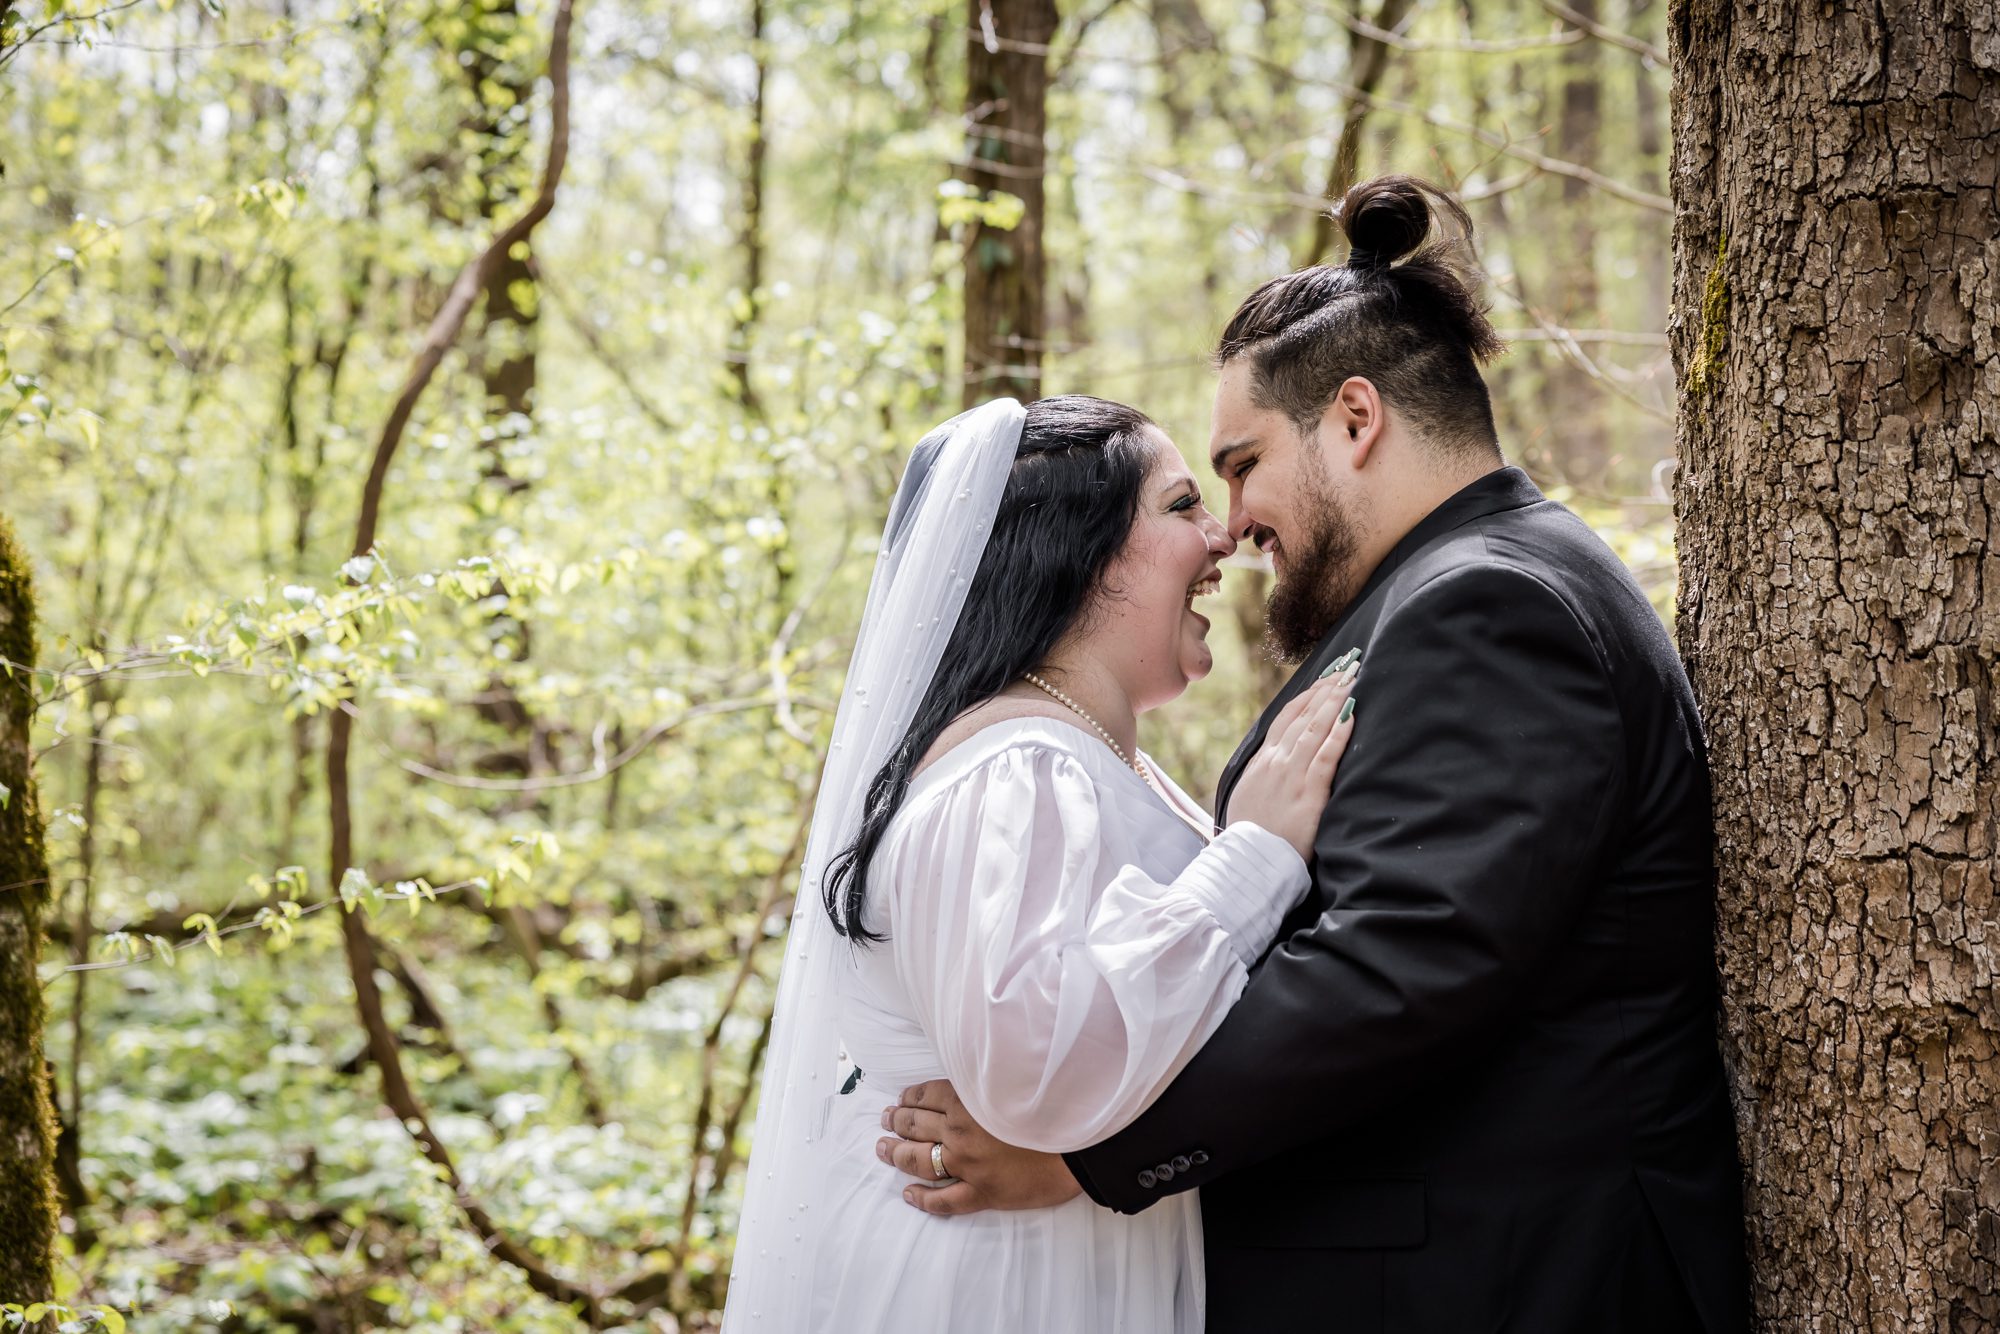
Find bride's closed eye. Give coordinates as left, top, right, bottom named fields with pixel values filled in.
left=1168, top=492, right=1201, bottom=513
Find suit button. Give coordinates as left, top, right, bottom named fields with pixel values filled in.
left=1172, top=1155, right=1192, bottom=1173
left=1155, top=1163, right=1175, bottom=1183
left=1190, top=1150, right=1210, bottom=1166
left=1136, top=1169, right=1158, bottom=1189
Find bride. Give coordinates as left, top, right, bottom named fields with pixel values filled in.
left=721, top=395, right=1358, bottom=1332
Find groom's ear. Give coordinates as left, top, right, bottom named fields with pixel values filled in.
left=1323, top=376, right=1387, bottom=470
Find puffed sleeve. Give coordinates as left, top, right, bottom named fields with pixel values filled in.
left=886, top=742, right=1310, bottom=1152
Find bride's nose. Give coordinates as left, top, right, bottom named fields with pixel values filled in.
left=1202, top=509, right=1236, bottom=557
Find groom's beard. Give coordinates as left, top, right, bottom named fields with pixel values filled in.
left=1264, top=465, right=1364, bottom=663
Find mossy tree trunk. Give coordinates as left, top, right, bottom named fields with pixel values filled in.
left=1669, top=0, right=1999, bottom=1326
left=0, top=513, right=61, bottom=1307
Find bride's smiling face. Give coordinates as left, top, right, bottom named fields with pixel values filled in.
left=1087, top=428, right=1236, bottom=711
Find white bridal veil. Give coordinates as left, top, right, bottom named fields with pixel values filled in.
left=720, top=399, right=1024, bottom=1333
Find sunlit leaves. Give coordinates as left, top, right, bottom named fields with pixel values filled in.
left=337, top=865, right=382, bottom=916
left=251, top=898, right=303, bottom=947
left=936, top=180, right=1026, bottom=232
left=181, top=911, right=224, bottom=955
left=0, top=1302, right=128, bottom=1333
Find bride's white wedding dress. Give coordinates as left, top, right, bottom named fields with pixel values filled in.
left=721, top=400, right=1307, bottom=1334
left=804, top=718, right=1307, bottom=1332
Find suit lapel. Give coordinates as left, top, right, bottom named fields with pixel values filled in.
left=1213, top=466, right=1546, bottom=818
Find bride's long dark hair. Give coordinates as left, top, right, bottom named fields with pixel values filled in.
left=823, top=395, right=1156, bottom=942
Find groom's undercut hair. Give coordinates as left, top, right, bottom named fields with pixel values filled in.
left=1218, top=175, right=1507, bottom=459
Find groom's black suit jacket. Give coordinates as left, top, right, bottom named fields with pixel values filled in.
left=1065, top=468, right=1748, bottom=1334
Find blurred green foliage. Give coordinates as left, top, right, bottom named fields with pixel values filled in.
left=1, top=0, right=1675, bottom=1326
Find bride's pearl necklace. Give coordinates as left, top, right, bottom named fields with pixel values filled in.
left=1020, top=671, right=1142, bottom=774
left=1020, top=672, right=1215, bottom=842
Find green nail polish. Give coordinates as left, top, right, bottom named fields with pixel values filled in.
left=1318, top=660, right=1341, bottom=679
left=1338, top=697, right=1356, bottom=723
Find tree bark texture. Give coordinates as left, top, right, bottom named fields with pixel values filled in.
left=1547, top=0, right=1607, bottom=480
left=1669, top=1, right=1999, bottom=1327
left=0, top=513, right=61, bottom=1308
left=961, top=0, right=1056, bottom=408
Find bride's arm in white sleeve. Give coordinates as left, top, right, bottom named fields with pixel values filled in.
left=888, top=742, right=1310, bottom=1154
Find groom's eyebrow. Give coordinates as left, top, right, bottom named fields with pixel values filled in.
left=1210, top=439, right=1255, bottom=474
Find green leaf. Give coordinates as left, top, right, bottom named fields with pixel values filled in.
left=183, top=912, right=223, bottom=955
left=338, top=867, right=382, bottom=916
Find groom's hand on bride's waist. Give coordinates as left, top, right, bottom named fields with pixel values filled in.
left=877, top=1080, right=1082, bottom=1216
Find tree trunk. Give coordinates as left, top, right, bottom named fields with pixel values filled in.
left=726, top=0, right=769, bottom=415
left=1296, top=0, right=1417, bottom=268
left=464, top=0, right=540, bottom=452
left=1627, top=0, right=1668, bottom=344
left=1546, top=0, right=1607, bottom=482
left=0, top=513, right=61, bottom=1310
left=1669, top=0, right=2000, bottom=1326
left=461, top=0, right=543, bottom=757
left=960, top=0, right=1056, bottom=408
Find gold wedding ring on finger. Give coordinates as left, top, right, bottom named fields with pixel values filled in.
left=931, top=1142, right=949, bottom=1180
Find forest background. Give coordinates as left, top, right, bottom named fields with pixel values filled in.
left=6, top=0, right=1688, bottom=1327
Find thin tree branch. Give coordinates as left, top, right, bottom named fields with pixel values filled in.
left=1045, top=41, right=1673, bottom=215
left=384, top=695, right=827, bottom=791
left=1536, top=0, right=1665, bottom=65
left=0, top=0, right=146, bottom=72
left=1311, top=1, right=1585, bottom=52
left=601, top=787, right=815, bottom=1310
left=1050, top=0, right=1127, bottom=77
left=1494, top=327, right=1668, bottom=347
left=1289, top=75, right=1671, bottom=213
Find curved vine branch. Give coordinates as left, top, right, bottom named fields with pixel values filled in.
left=322, top=0, right=603, bottom=1322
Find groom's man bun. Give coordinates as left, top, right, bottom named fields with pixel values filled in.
left=1217, top=174, right=1506, bottom=458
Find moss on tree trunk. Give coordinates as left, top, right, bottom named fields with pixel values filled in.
left=0, top=512, right=59, bottom=1306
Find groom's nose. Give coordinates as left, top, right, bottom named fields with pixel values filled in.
left=1225, top=490, right=1257, bottom=545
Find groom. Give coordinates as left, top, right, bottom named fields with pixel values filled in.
left=881, top=187, right=1748, bottom=1332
